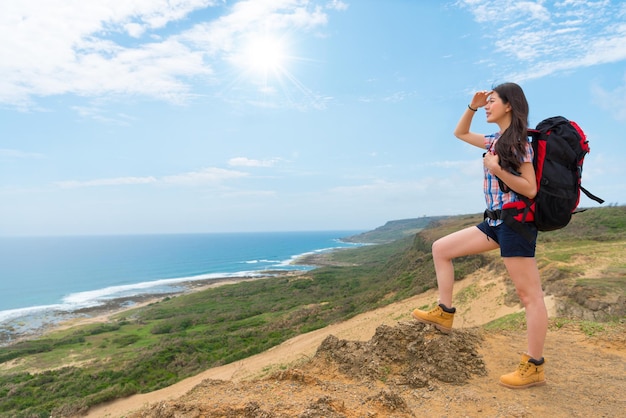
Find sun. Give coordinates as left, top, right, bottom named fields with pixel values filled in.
left=232, top=33, right=289, bottom=83
left=243, top=36, right=287, bottom=75
left=224, top=31, right=319, bottom=106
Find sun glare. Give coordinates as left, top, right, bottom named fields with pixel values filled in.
left=224, top=31, right=320, bottom=107
left=241, top=35, right=287, bottom=76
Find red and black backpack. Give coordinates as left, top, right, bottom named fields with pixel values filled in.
left=501, top=116, right=604, bottom=240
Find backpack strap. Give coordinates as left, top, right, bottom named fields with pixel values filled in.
left=502, top=197, right=535, bottom=242
left=484, top=198, right=536, bottom=243
left=580, top=185, right=605, bottom=204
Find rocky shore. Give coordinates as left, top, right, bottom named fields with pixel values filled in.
left=0, top=274, right=291, bottom=347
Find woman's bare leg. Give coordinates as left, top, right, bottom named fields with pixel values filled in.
left=503, top=257, right=547, bottom=359
left=432, top=225, right=500, bottom=307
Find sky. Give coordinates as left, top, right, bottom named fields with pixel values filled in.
left=1, top=0, right=625, bottom=236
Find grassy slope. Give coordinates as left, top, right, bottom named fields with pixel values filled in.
left=342, top=216, right=448, bottom=243
left=0, top=206, right=624, bottom=417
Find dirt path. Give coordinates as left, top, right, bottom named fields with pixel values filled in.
left=86, top=272, right=626, bottom=417
left=86, top=290, right=439, bottom=417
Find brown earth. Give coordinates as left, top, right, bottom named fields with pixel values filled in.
left=86, top=269, right=626, bottom=418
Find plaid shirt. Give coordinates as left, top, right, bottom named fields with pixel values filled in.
left=483, top=133, right=534, bottom=226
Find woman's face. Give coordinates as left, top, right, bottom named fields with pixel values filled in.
left=485, top=91, right=511, bottom=125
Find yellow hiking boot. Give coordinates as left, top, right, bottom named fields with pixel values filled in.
left=499, top=353, right=546, bottom=389
left=411, top=304, right=455, bottom=334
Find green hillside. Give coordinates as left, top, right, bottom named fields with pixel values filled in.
left=343, top=216, right=448, bottom=243
left=0, top=206, right=624, bottom=417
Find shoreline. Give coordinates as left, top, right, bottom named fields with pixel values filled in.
left=1, top=271, right=305, bottom=347
left=0, top=232, right=362, bottom=347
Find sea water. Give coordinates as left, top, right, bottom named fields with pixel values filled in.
left=0, top=231, right=363, bottom=343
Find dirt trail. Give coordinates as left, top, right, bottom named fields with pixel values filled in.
left=86, top=271, right=626, bottom=418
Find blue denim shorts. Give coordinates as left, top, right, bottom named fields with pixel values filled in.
left=476, top=220, right=537, bottom=257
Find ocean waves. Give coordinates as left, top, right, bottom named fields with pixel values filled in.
left=0, top=231, right=363, bottom=345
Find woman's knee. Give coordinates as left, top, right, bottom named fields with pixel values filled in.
left=432, top=238, right=450, bottom=261
left=514, top=287, right=545, bottom=309
left=515, top=289, right=531, bottom=307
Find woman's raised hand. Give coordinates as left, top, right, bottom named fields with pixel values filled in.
left=471, top=90, right=492, bottom=109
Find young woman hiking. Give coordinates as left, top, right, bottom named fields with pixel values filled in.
left=411, top=82, right=548, bottom=389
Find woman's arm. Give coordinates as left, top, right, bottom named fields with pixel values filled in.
left=453, top=90, right=491, bottom=148
left=484, top=156, right=537, bottom=199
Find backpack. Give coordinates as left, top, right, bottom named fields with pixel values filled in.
left=500, top=116, right=604, bottom=240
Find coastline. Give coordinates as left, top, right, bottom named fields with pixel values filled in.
left=0, top=230, right=362, bottom=348
left=293, top=247, right=357, bottom=267
left=1, top=272, right=304, bottom=347
left=1, top=233, right=357, bottom=348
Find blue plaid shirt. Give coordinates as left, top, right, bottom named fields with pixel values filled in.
left=483, top=133, right=533, bottom=226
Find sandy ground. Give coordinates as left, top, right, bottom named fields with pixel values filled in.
left=83, top=270, right=588, bottom=418
left=86, top=290, right=442, bottom=416
left=13, top=264, right=621, bottom=418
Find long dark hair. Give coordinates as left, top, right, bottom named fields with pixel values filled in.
left=493, top=82, right=529, bottom=173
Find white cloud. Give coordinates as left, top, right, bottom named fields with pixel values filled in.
left=462, top=0, right=548, bottom=23
left=56, top=176, right=157, bottom=189
left=326, top=0, right=349, bottom=12
left=71, top=106, right=135, bottom=124
left=591, top=75, right=626, bottom=121
left=324, top=174, right=484, bottom=218
left=329, top=177, right=459, bottom=196
left=221, top=189, right=277, bottom=198
left=0, top=0, right=215, bottom=105
left=162, top=167, right=248, bottom=185
left=458, top=0, right=626, bottom=81
left=228, top=157, right=281, bottom=167
left=0, top=148, right=45, bottom=159
left=428, top=159, right=473, bottom=169
left=0, top=0, right=338, bottom=107
left=55, top=167, right=248, bottom=189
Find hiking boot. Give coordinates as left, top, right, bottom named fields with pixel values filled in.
left=411, top=304, right=454, bottom=334
left=499, top=353, right=546, bottom=389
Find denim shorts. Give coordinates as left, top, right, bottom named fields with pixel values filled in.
left=476, top=220, right=537, bottom=257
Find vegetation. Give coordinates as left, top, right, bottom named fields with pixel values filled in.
left=0, top=206, right=623, bottom=417
left=343, top=216, right=448, bottom=243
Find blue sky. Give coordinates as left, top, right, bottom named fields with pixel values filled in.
left=1, top=0, right=625, bottom=236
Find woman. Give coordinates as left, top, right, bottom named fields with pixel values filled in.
left=411, top=83, right=548, bottom=389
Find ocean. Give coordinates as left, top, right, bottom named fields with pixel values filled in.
left=0, top=231, right=363, bottom=345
